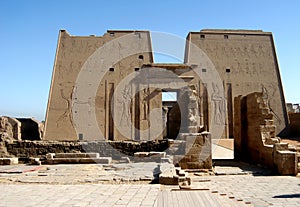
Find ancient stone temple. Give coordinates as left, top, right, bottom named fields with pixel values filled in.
left=44, top=29, right=288, bottom=142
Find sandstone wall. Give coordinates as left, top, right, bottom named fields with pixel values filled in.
left=234, top=92, right=297, bottom=175
left=186, top=29, right=288, bottom=137
left=44, top=30, right=154, bottom=141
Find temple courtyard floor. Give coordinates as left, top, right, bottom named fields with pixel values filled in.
left=0, top=161, right=299, bottom=207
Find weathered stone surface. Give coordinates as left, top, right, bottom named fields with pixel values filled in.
left=5, top=140, right=170, bottom=160
left=0, top=117, right=13, bottom=140
left=5, top=117, right=21, bottom=140
left=134, top=152, right=149, bottom=157
left=28, top=157, right=41, bottom=165
left=0, top=158, right=18, bottom=165
left=46, top=154, right=112, bottom=164
left=119, top=156, right=130, bottom=163
left=172, top=132, right=212, bottom=169
left=273, top=150, right=297, bottom=175
left=54, top=152, right=99, bottom=158
left=234, top=92, right=297, bottom=175
left=159, top=165, right=191, bottom=186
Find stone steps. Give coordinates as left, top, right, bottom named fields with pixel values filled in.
left=45, top=153, right=111, bottom=164
left=46, top=157, right=111, bottom=164
left=47, top=152, right=100, bottom=159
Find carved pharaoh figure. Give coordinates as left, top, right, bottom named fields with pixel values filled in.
left=211, top=83, right=226, bottom=125
left=142, top=87, right=150, bottom=120
left=119, top=86, right=132, bottom=126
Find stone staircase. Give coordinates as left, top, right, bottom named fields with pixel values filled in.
left=46, top=153, right=112, bottom=164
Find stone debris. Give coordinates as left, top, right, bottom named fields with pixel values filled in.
left=159, top=164, right=191, bottom=187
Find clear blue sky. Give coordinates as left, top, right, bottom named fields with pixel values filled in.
left=0, top=0, right=299, bottom=121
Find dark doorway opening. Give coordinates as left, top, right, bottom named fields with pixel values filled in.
left=162, top=91, right=181, bottom=139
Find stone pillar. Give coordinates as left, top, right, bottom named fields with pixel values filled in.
left=178, top=86, right=200, bottom=134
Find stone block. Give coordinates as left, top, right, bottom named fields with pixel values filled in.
left=0, top=158, right=18, bottom=165
left=159, top=174, right=178, bottom=185
left=274, top=150, right=297, bottom=175
left=54, top=153, right=99, bottom=158
left=149, top=151, right=166, bottom=158
left=134, top=152, right=149, bottom=157
left=119, top=157, right=130, bottom=163
left=274, top=143, right=289, bottom=151
left=46, top=153, right=55, bottom=159
left=94, top=157, right=112, bottom=164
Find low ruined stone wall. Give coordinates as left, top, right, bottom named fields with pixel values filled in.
left=5, top=140, right=169, bottom=160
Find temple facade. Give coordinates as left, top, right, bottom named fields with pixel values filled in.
left=44, top=29, right=288, bottom=141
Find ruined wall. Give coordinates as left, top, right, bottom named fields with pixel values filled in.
left=185, top=29, right=288, bottom=137
left=234, top=92, right=296, bottom=175
left=6, top=140, right=169, bottom=160
left=44, top=30, right=154, bottom=141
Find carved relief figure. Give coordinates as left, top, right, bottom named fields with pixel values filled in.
left=119, top=86, right=132, bottom=126
left=212, top=83, right=226, bottom=125
left=142, top=88, right=150, bottom=120
left=57, top=85, right=74, bottom=129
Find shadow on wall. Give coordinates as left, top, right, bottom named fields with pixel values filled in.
left=288, top=113, right=300, bottom=136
